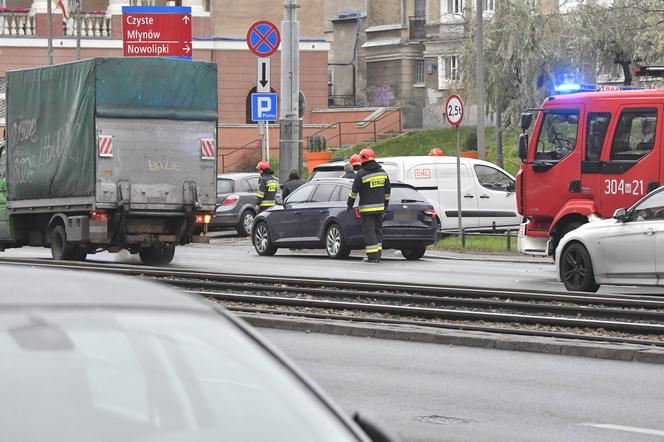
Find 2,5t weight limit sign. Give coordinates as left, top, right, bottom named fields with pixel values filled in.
left=445, top=95, right=464, bottom=126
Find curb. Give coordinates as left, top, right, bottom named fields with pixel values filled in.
left=240, top=313, right=664, bottom=365
left=423, top=251, right=552, bottom=265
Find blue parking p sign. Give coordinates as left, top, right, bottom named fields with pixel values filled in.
left=251, top=93, right=278, bottom=122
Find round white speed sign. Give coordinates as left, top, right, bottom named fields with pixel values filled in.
left=445, top=95, right=464, bottom=126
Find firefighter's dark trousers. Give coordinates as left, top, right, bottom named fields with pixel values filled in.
left=360, top=212, right=383, bottom=261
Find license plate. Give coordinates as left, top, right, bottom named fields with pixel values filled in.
left=394, top=211, right=416, bottom=221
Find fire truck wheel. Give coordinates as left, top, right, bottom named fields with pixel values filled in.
left=559, top=242, right=599, bottom=292
left=553, top=221, right=584, bottom=259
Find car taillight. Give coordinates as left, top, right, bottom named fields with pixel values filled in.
left=222, top=194, right=240, bottom=206
left=354, top=208, right=361, bottom=219
left=90, top=210, right=108, bottom=222
left=196, top=214, right=212, bottom=224
left=423, top=208, right=436, bottom=217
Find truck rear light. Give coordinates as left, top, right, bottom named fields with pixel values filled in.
left=222, top=194, right=239, bottom=206
left=354, top=208, right=361, bottom=219
left=200, top=138, right=215, bottom=160
left=90, top=210, right=108, bottom=222
left=196, top=214, right=212, bottom=224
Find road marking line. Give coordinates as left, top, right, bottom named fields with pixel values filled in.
left=580, top=423, right=664, bottom=437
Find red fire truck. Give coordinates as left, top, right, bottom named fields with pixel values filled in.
left=516, top=76, right=663, bottom=256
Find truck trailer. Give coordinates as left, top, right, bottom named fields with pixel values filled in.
left=0, top=57, right=217, bottom=265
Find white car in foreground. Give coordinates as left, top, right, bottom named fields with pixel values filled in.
left=556, top=187, right=664, bottom=292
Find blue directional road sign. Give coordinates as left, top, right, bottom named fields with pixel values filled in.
left=251, top=93, right=278, bottom=122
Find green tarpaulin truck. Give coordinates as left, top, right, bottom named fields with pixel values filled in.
left=0, top=57, right=217, bottom=264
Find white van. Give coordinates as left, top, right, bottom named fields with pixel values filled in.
left=378, top=156, right=520, bottom=231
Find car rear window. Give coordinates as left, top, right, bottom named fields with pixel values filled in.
left=217, top=179, right=234, bottom=194
left=391, top=185, right=425, bottom=203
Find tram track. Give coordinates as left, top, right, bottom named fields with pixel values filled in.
left=2, top=257, right=664, bottom=346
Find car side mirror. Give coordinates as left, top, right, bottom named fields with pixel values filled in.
left=507, top=181, right=515, bottom=192
left=518, top=134, right=529, bottom=161
left=353, top=412, right=400, bottom=442
left=520, top=112, right=533, bottom=131
left=613, top=208, right=628, bottom=222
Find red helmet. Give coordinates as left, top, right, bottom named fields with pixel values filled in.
left=256, top=160, right=270, bottom=171
left=359, top=148, right=375, bottom=163
left=350, top=154, right=362, bottom=166
left=428, top=148, right=444, bottom=156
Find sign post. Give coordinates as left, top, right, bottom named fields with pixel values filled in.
left=122, top=6, right=193, bottom=59
left=247, top=20, right=280, bottom=162
left=445, top=94, right=465, bottom=248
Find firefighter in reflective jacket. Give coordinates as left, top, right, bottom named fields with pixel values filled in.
left=256, top=161, right=279, bottom=213
left=347, top=148, right=391, bottom=263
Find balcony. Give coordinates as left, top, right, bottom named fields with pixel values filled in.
left=409, top=16, right=426, bottom=40
left=0, top=9, right=35, bottom=35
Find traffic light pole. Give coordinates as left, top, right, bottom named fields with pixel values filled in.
left=279, top=0, right=301, bottom=182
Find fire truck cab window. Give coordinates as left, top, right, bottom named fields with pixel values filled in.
left=585, top=113, right=611, bottom=161
left=535, top=110, right=579, bottom=162
left=610, top=109, right=657, bottom=162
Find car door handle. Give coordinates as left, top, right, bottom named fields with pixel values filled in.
left=293, top=211, right=302, bottom=215
left=479, top=195, right=490, bottom=199
left=464, top=194, right=474, bottom=198
left=320, top=209, right=329, bottom=214
left=644, top=228, right=655, bottom=235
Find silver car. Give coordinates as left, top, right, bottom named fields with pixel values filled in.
left=211, top=172, right=261, bottom=236
left=556, top=186, right=664, bottom=292
left=0, top=266, right=397, bottom=441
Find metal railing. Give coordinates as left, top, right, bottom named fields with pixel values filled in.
left=219, top=138, right=261, bottom=172
left=305, top=108, right=403, bottom=150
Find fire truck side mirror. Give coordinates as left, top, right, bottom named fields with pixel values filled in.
left=518, top=134, right=529, bottom=161
left=520, top=113, right=533, bottom=131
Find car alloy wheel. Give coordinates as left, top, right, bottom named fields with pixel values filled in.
left=325, top=224, right=350, bottom=259
left=237, top=210, right=255, bottom=237
left=560, top=243, right=599, bottom=292
left=252, top=222, right=277, bottom=256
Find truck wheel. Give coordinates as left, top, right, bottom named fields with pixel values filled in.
left=139, top=244, right=176, bottom=266
left=74, top=246, right=88, bottom=262
left=559, top=242, right=599, bottom=292
left=51, top=225, right=78, bottom=261
left=552, top=221, right=584, bottom=259
left=401, top=246, right=426, bottom=260
left=237, top=210, right=255, bottom=237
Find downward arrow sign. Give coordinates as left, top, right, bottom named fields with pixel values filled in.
left=260, top=63, right=268, bottom=87
left=257, top=58, right=270, bottom=92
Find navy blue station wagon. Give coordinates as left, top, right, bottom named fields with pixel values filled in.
left=252, top=178, right=437, bottom=260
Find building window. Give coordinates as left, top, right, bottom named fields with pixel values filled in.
left=415, top=60, right=425, bottom=85
left=437, top=56, right=459, bottom=90
left=484, top=0, right=495, bottom=12
left=328, top=68, right=334, bottom=98
left=443, top=0, right=463, bottom=14
left=0, top=77, right=5, bottom=127
left=415, top=0, right=426, bottom=17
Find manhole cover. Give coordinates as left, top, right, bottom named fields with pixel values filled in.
left=415, top=415, right=475, bottom=425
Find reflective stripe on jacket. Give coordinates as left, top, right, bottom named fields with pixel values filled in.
left=347, top=160, right=391, bottom=214
left=257, top=173, right=279, bottom=207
